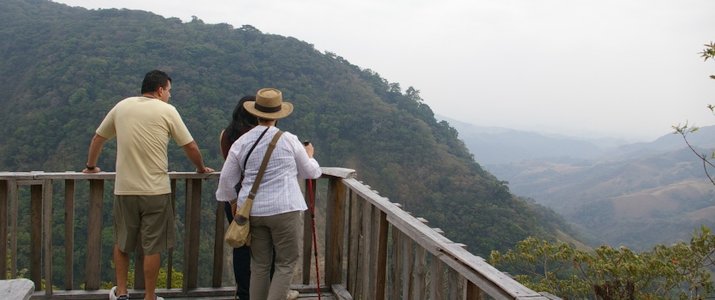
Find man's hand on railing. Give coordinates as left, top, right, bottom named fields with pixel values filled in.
left=82, top=165, right=102, bottom=173
left=196, top=166, right=215, bottom=173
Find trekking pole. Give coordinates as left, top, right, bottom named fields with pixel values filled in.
left=306, top=178, right=322, bottom=300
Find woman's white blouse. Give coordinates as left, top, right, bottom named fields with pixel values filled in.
left=215, top=126, right=322, bottom=216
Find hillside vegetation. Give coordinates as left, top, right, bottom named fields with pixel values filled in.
left=0, top=0, right=579, bottom=270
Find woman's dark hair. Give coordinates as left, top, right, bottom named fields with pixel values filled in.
left=225, top=96, right=258, bottom=144
left=141, top=70, right=171, bottom=94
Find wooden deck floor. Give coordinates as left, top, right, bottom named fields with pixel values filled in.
left=171, top=292, right=336, bottom=300
left=31, top=287, right=338, bottom=300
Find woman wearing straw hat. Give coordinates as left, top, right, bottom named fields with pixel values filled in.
left=216, top=88, right=322, bottom=300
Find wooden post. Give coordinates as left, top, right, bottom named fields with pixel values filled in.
left=64, top=179, right=75, bottom=290
left=390, top=228, right=402, bottom=300
left=325, top=177, right=346, bottom=286
left=212, top=202, right=224, bottom=288
left=85, top=179, right=104, bottom=290
left=167, top=179, right=176, bottom=289
left=359, top=197, right=372, bottom=299
left=302, top=180, right=312, bottom=285
left=466, top=280, right=483, bottom=300
left=430, top=255, right=445, bottom=300
left=374, top=209, right=388, bottom=300
left=30, top=184, right=42, bottom=290
left=402, top=237, right=414, bottom=299
left=412, top=245, right=427, bottom=300
left=0, top=180, right=7, bottom=280
left=9, top=179, right=17, bottom=277
left=346, top=190, right=359, bottom=295
left=447, top=268, right=459, bottom=299
left=42, top=179, right=53, bottom=297
left=183, top=178, right=202, bottom=290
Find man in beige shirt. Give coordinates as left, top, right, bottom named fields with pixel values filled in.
left=83, top=70, right=214, bottom=300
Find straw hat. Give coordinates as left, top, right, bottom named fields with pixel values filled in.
left=243, top=88, right=293, bottom=120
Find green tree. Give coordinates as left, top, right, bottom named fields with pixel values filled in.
left=490, top=227, right=715, bottom=299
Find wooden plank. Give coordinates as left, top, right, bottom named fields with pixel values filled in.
left=331, top=284, right=353, bottom=300
left=32, top=286, right=237, bottom=299
left=402, top=235, right=413, bottom=300
left=390, top=227, right=401, bottom=300
left=85, top=179, right=104, bottom=290
left=412, top=244, right=426, bottom=300
left=212, top=202, right=224, bottom=288
left=352, top=194, right=365, bottom=298
left=302, top=180, right=312, bottom=284
left=466, top=280, right=483, bottom=300
left=319, top=168, right=356, bottom=179
left=64, top=179, right=75, bottom=290
left=448, top=267, right=459, bottom=300
left=374, top=209, right=388, bottom=300
left=346, top=190, right=359, bottom=295
left=0, top=172, right=34, bottom=180
left=16, top=179, right=44, bottom=186
left=28, top=171, right=221, bottom=180
left=325, top=177, right=346, bottom=286
left=0, top=180, right=7, bottom=279
left=167, top=179, right=176, bottom=289
left=32, top=171, right=112, bottom=180
left=183, top=178, right=202, bottom=290
left=8, top=179, right=17, bottom=277
left=30, top=184, right=42, bottom=290
left=42, top=179, right=53, bottom=297
left=164, top=172, right=220, bottom=179
left=430, top=254, right=445, bottom=300
left=359, top=198, right=372, bottom=299
left=368, top=204, right=378, bottom=300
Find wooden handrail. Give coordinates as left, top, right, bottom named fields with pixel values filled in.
left=0, top=168, right=557, bottom=300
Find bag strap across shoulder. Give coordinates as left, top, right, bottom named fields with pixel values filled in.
left=242, top=126, right=270, bottom=172
left=247, top=129, right=283, bottom=200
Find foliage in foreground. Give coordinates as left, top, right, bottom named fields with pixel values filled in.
left=490, top=226, right=715, bottom=299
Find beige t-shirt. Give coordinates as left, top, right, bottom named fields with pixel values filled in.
left=96, top=96, right=194, bottom=195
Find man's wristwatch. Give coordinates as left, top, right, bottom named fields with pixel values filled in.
left=85, top=164, right=96, bottom=170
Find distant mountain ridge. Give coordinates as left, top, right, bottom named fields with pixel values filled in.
left=450, top=118, right=715, bottom=250
left=441, top=116, right=616, bottom=164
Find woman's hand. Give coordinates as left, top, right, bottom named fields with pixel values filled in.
left=304, top=143, right=314, bottom=158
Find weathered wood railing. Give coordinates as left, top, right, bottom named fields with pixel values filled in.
left=0, top=168, right=557, bottom=299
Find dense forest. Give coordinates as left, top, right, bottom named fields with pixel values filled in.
left=0, top=0, right=581, bottom=287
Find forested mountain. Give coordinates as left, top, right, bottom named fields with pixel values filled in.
left=0, top=0, right=580, bottom=285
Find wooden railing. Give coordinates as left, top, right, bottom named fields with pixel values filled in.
left=0, top=168, right=557, bottom=299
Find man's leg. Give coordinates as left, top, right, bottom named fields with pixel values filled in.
left=113, top=245, right=130, bottom=296
left=140, top=194, right=175, bottom=300
left=144, top=253, right=161, bottom=300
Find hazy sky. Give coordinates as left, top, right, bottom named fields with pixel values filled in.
left=52, top=0, right=715, bottom=141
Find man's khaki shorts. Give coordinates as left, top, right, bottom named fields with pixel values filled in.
left=113, top=194, right=175, bottom=255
